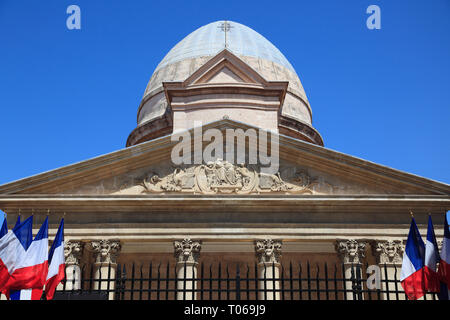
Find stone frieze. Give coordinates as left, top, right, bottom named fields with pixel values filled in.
left=139, top=159, right=330, bottom=195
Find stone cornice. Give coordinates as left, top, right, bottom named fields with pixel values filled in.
left=0, top=194, right=448, bottom=207
left=39, top=226, right=445, bottom=242
left=137, top=83, right=313, bottom=129
left=0, top=195, right=448, bottom=230
left=278, top=115, right=323, bottom=146
left=126, top=108, right=173, bottom=147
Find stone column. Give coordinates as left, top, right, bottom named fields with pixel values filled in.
left=336, top=239, right=367, bottom=300
left=89, top=239, right=121, bottom=300
left=174, top=238, right=201, bottom=300
left=64, top=241, right=84, bottom=291
left=255, top=239, right=282, bottom=300
left=372, top=240, right=405, bottom=300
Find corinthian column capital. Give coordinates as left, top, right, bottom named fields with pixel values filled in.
left=255, top=239, right=282, bottom=264
left=64, top=240, right=84, bottom=265
left=372, top=240, right=404, bottom=265
left=336, top=239, right=367, bottom=265
left=89, top=239, right=121, bottom=265
left=174, top=238, right=202, bottom=264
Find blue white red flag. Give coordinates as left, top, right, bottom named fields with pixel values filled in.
left=0, top=216, right=33, bottom=294
left=5, top=216, right=46, bottom=300
left=423, top=215, right=441, bottom=292
left=3, top=217, right=49, bottom=296
left=400, top=217, right=426, bottom=300
left=0, top=212, right=8, bottom=296
left=438, top=213, right=450, bottom=300
left=9, top=288, right=43, bottom=300
left=0, top=215, right=8, bottom=299
left=0, top=215, right=7, bottom=239
left=45, top=219, right=65, bottom=300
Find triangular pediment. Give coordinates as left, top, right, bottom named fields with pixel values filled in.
left=0, top=120, right=449, bottom=198
left=164, top=49, right=287, bottom=89
left=200, top=65, right=247, bottom=84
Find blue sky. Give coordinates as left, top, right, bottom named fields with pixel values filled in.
left=0, top=0, right=449, bottom=186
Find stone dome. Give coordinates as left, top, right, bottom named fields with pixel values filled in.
left=154, top=20, right=297, bottom=75
left=127, top=21, right=323, bottom=147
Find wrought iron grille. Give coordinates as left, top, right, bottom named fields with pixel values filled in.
left=51, top=262, right=439, bottom=300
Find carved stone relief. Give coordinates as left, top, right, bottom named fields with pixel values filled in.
left=89, top=240, right=121, bottom=265
left=372, top=240, right=404, bottom=265
left=174, top=239, right=202, bottom=264
left=128, top=159, right=333, bottom=195
left=336, top=239, right=367, bottom=265
left=64, top=240, right=84, bottom=266
left=62, top=158, right=386, bottom=196
left=255, top=239, right=282, bottom=264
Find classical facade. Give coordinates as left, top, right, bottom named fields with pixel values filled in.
left=0, top=21, right=449, bottom=300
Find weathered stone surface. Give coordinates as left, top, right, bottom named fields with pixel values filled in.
left=336, top=239, right=367, bottom=265
left=255, top=239, right=282, bottom=264
left=60, top=158, right=394, bottom=196
left=89, top=240, right=121, bottom=265
left=174, top=239, right=202, bottom=264
left=65, top=240, right=84, bottom=265
left=372, top=240, right=404, bottom=265
left=130, top=21, right=319, bottom=147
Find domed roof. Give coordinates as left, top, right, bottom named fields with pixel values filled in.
left=127, top=21, right=323, bottom=148
left=155, top=20, right=296, bottom=74
left=143, top=20, right=308, bottom=101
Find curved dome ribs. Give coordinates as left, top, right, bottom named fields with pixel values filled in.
left=127, top=21, right=323, bottom=147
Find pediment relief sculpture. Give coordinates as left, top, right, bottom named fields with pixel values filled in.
left=131, top=159, right=334, bottom=195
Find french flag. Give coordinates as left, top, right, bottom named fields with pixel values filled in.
left=4, top=217, right=49, bottom=295
left=2, top=215, right=35, bottom=300
left=8, top=216, right=45, bottom=301
left=9, top=288, right=43, bottom=300
left=423, top=215, right=441, bottom=292
left=400, top=217, right=426, bottom=300
left=0, top=214, right=9, bottom=293
left=438, top=213, right=450, bottom=300
left=45, top=219, right=65, bottom=300
left=0, top=216, right=33, bottom=294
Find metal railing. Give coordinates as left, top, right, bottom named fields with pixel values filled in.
left=51, top=261, right=439, bottom=300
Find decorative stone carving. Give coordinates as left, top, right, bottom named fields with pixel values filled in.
left=65, top=241, right=84, bottom=265
left=174, top=239, right=202, bottom=264
left=372, top=240, right=404, bottom=265
left=336, top=239, right=367, bottom=265
left=255, top=239, right=282, bottom=264
left=89, top=240, right=121, bottom=265
left=141, top=159, right=328, bottom=195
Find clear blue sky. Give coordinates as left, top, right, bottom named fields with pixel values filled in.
left=0, top=0, right=449, bottom=186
